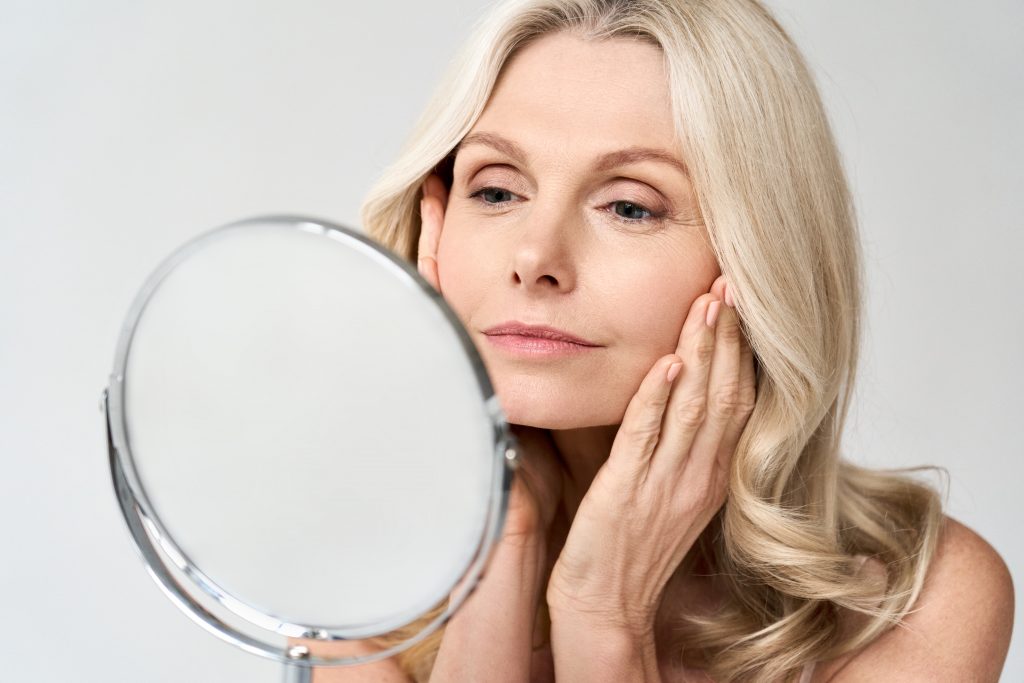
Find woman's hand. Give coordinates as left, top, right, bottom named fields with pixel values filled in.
left=545, top=276, right=757, bottom=640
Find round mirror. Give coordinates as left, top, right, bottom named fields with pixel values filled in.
left=102, top=215, right=517, bottom=678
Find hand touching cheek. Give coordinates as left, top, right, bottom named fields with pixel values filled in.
left=545, top=275, right=757, bottom=638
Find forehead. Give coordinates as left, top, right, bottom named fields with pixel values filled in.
left=471, top=31, right=679, bottom=157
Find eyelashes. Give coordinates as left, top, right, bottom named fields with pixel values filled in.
left=466, top=186, right=667, bottom=226
left=469, top=186, right=518, bottom=206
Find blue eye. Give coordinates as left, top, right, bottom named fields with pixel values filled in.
left=467, top=186, right=664, bottom=226
left=469, top=187, right=518, bottom=204
left=611, top=200, right=653, bottom=222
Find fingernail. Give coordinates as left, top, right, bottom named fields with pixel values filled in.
left=706, top=300, right=721, bottom=327
left=666, top=362, right=683, bottom=383
left=724, top=285, right=735, bottom=308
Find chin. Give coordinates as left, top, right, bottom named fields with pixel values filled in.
left=502, top=406, right=585, bottom=430
left=494, top=376, right=626, bottom=430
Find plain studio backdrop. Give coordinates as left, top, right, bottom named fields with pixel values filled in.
left=1, top=1, right=1020, bottom=680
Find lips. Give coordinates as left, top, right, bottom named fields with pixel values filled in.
left=482, top=321, right=600, bottom=346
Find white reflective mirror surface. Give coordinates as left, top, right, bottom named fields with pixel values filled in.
left=104, top=216, right=513, bottom=667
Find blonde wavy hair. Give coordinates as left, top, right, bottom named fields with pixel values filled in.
left=358, top=0, right=947, bottom=680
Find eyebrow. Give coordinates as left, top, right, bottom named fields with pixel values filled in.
left=455, top=131, right=690, bottom=178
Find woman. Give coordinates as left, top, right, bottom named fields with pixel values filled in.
left=307, top=0, right=1014, bottom=680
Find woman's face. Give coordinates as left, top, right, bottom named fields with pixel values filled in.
left=436, top=31, right=719, bottom=429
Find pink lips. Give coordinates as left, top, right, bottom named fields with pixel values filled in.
left=482, top=321, right=601, bottom=357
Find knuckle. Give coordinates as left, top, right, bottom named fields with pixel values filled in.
left=717, top=318, right=744, bottom=345
left=709, top=380, right=743, bottom=418
left=646, top=390, right=671, bottom=415
left=673, top=396, right=707, bottom=429
left=738, top=382, right=757, bottom=415
left=623, top=419, right=660, bottom=453
left=693, top=337, right=715, bottom=365
left=619, top=387, right=674, bottom=452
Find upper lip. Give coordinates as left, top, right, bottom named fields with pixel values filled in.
left=482, top=321, right=600, bottom=346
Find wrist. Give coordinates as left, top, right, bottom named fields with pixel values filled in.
left=548, top=605, right=657, bottom=644
left=548, top=611, right=660, bottom=682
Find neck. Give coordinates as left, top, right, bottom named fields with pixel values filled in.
left=536, top=424, right=618, bottom=594
left=549, top=424, right=619, bottom=522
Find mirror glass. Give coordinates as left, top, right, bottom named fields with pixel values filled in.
left=104, top=216, right=513, bottom=668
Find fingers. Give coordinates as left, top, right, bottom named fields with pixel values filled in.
left=682, top=287, right=743, bottom=497
left=648, top=291, right=721, bottom=480
left=718, top=285, right=758, bottom=485
left=607, top=354, right=685, bottom=480
left=708, top=272, right=733, bottom=309
left=650, top=274, right=755, bottom=494
left=711, top=274, right=756, bottom=439
left=418, top=173, right=449, bottom=292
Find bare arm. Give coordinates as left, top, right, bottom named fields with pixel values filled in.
left=428, top=531, right=548, bottom=682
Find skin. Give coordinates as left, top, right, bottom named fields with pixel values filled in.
left=422, top=30, right=756, bottom=679
left=427, top=30, right=724, bottom=537
left=301, top=29, right=1014, bottom=683
left=433, top=34, right=712, bottom=434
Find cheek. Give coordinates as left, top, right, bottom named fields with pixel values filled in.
left=603, top=257, right=711, bottom=354
left=435, top=221, right=489, bottom=323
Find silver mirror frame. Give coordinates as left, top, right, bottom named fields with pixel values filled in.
left=102, top=215, right=518, bottom=669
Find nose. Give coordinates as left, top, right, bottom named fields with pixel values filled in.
left=509, top=198, right=578, bottom=293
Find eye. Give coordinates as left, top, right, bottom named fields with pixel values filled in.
left=468, top=186, right=520, bottom=205
left=611, top=200, right=653, bottom=222
left=607, top=199, right=666, bottom=225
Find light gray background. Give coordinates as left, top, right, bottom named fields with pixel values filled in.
left=1, top=1, right=1020, bottom=680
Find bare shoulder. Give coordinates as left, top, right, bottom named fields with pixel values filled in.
left=819, top=515, right=1015, bottom=682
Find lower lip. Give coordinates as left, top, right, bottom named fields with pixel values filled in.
left=483, top=334, right=599, bottom=357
